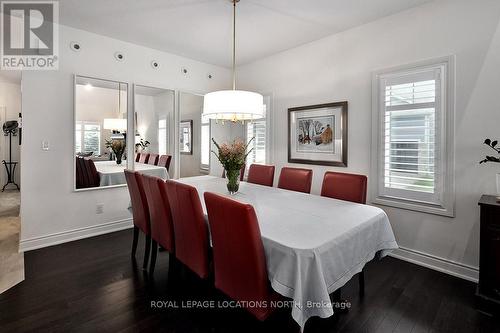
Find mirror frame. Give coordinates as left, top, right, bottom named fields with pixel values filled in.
left=73, top=74, right=130, bottom=192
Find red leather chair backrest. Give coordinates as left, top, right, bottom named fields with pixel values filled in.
left=165, top=180, right=209, bottom=279
left=77, top=157, right=89, bottom=188
left=277, top=167, right=313, bottom=193
left=221, top=163, right=246, bottom=181
left=135, top=153, right=140, bottom=162
left=124, top=170, right=150, bottom=235
left=142, top=174, right=175, bottom=253
left=138, top=153, right=150, bottom=164
left=75, top=157, right=83, bottom=189
left=84, top=158, right=100, bottom=187
left=204, top=191, right=273, bottom=321
left=148, top=153, right=159, bottom=165
left=321, top=171, right=367, bottom=204
left=157, top=155, right=172, bottom=172
left=247, top=164, right=275, bottom=187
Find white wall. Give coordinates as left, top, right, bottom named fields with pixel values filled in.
left=179, top=92, right=203, bottom=178
left=0, top=80, right=21, bottom=187
left=237, top=0, right=500, bottom=280
left=20, top=24, right=232, bottom=250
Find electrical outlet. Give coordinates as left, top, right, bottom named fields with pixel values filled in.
left=41, top=140, right=49, bottom=151
left=96, top=204, right=104, bottom=214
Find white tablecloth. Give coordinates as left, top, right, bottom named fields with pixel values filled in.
left=177, top=176, right=398, bottom=329
left=95, top=161, right=169, bottom=186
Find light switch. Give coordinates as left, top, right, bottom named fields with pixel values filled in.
left=41, top=140, right=49, bottom=151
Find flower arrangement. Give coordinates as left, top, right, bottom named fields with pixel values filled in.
left=212, top=137, right=254, bottom=193
left=105, top=139, right=126, bottom=164
left=479, top=138, right=500, bottom=164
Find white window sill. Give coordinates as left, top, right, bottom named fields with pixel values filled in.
left=372, top=196, right=455, bottom=217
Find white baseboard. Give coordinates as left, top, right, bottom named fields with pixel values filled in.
left=19, top=218, right=133, bottom=252
left=389, top=247, right=478, bottom=283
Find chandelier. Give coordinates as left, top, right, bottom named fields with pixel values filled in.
left=202, top=0, right=264, bottom=123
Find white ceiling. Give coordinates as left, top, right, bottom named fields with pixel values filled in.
left=60, top=0, right=433, bottom=68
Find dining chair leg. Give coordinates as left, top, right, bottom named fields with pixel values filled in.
left=131, top=226, right=139, bottom=257
left=149, top=240, right=158, bottom=275
left=143, top=234, right=151, bottom=270
left=359, top=270, right=365, bottom=296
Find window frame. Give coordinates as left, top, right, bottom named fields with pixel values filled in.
left=371, top=56, right=455, bottom=217
left=245, top=95, right=272, bottom=171
left=75, top=120, right=101, bottom=156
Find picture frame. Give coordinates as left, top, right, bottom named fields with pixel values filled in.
left=180, top=120, right=193, bottom=155
left=288, top=101, right=348, bottom=167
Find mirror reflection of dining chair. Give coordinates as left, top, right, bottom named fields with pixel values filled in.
left=84, top=158, right=100, bottom=188
left=147, top=153, right=159, bottom=165
left=138, top=153, right=150, bottom=164
left=157, top=155, right=172, bottom=172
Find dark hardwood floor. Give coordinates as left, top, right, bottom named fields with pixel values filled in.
left=0, top=229, right=498, bottom=333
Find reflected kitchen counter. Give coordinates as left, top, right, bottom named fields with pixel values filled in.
left=95, top=161, right=169, bottom=186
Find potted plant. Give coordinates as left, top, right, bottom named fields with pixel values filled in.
left=212, top=137, right=254, bottom=194
left=479, top=138, right=500, bottom=198
left=106, top=139, right=126, bottom=165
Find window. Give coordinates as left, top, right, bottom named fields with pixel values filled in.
left=75, top=121, right=101, bottom=155
left=246, top=96, right=271, bottom=169
left=246, top=120, right=266, bottom=165
left=372, top=57, right=454, bottom=216
left=158, top=118, right=167, bottom=155
left=200, top=116, right=210, bottom=170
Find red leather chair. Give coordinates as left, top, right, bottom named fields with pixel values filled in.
left=204, top=192, right=281, bottom=321
left=165, top=180, right=210, bottom=279
left=321, top=171, right=367, bottom=204
left=138, top=153, right=150, bottom=164
left=148, top=153, right=159, bottom=165
left=321, top=171, right=368, bottom=295
left=277, top=167, right=313, bottom=193
left=75, top=157, right=84, bottom=189
left=124, top=170, right=151, bottom=270
left=84, top=158, right=100, bottom=188
left=221, top=163, right=246, bottom=181
left=157, top=155, right=172, bottom=172
left=141, top=174, right=175, bottom=275
left=247, top=164, right=275, bottom=187
left=135, top=153, right=140, bottom=162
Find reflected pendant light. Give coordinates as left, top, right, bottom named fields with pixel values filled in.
left=203, top=0, right=264, bottom=123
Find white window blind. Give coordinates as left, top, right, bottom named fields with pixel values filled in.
left=75, top=121, right=101, bottom=155
left=372, top=58, right=455, bottom=217
left=246, top=120, right=266, bottom=166
left=158, top=118, right=167, bottom=155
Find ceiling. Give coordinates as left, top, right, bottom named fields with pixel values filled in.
left=60, top=0, right=433, bottom=68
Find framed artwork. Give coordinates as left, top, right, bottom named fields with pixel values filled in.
left=288, top=101, right=348, bottom=167
left=180, top=120, right=193, bottom=155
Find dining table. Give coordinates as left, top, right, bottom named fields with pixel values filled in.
left=177, top=175, right=398, bottom=330
left=95, top=161, right=169, bottom=186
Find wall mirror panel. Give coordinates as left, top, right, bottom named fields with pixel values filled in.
left=74, top=75, right=128, bottom=191
left=134, top=85, right=175, bottom=180
left=179, top=92, right=210, bottom=178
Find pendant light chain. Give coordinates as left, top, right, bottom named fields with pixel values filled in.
left=232, top=0, right=237, bottom=90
